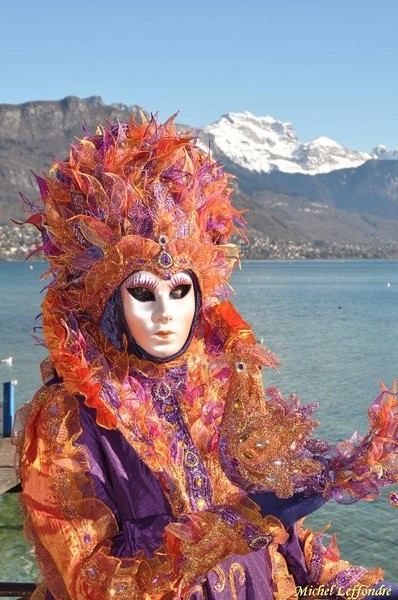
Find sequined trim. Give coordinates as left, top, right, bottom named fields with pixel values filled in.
left=229, top=563, right=246, bottom=600
left=185, top=585, right=206, bottom=599
left=210, top=505, right=272, bottom=550
left=144, top=366, right=214, bottom=512
left=211, top=565, right=226, bottom=592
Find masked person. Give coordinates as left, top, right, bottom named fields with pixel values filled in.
left=15, top=115, right=398, bottom=600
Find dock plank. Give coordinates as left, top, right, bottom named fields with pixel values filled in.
left=0, top=437, right=18, bottom=494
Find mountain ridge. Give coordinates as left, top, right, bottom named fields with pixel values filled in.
left=1, top=96, right=398, bottom=258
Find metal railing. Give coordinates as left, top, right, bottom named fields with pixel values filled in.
left=2, top=381, right=15, bottom=437
left=0, top=582, right=36, bottom=598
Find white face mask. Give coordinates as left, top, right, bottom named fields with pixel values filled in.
left=120, top=271, right=196, bottom=359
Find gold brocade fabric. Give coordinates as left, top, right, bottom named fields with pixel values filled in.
left=17, top=383, right=294, bottom=599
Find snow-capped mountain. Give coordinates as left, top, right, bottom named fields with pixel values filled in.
left=199, top=112, right=380, bottom=176
left=372, top=145, right=398, bottom=160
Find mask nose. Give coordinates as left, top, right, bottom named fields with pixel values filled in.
left=154, top=295, right=172, bottom=323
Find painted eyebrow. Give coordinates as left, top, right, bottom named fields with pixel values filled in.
left=169, top=273, right=192, bottom=288
left=124, top=273, right=158, bottom=291
left=123, top=272, right=192, bottom=291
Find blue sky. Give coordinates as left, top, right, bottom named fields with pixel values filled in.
left=1, top=0, right=397, bottom=151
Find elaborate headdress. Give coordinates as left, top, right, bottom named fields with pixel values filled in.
left=24, top=114, right=257, bottom=427
left=28, top=113, right=245, bottom=318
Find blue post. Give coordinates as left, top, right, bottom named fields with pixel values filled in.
left=3, top=381, right=15, bottom=437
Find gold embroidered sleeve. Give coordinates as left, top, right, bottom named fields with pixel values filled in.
left=219, top=363, right=323, bottom=498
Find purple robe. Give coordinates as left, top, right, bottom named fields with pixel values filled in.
left=39, top=397, right=397, bottom=599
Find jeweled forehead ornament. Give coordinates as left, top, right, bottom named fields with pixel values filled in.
left=157, top=235, right=174, bottom=279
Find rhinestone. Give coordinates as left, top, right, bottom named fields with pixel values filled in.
left=242, top=451, right=253, bottom=459
left=197, top=498, right=206, bottom=509
left=388, top=492, right=398, bottom=508
left=255, top=440, right=269, bottom=447
left=151, top=381, right=172, bottom=400
left=248, top=534, right=271, bottom=550
left=157, top=250, right=174, bottom=269
left=184, top=450, right=199, bottom=469
left=65, top=506, right=76, bottom=518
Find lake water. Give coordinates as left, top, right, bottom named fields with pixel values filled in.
left=0, top=259, right=397, bottom=584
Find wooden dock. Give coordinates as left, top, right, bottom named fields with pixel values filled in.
left=0, top=439, right=36, bottom=598
left=0, top=437, right=19, bottom=495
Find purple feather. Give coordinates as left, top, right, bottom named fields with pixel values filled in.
left=31, top=172, right=49, bottom=199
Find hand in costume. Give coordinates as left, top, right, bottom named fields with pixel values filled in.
left=219, top=350, right=398, bottom=507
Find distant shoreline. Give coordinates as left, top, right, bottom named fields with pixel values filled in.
left=1, top=223, right=398, bottom=261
